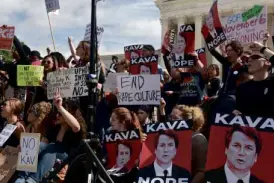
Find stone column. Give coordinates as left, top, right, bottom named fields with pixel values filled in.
left=194, top=15, right=203, bottom=49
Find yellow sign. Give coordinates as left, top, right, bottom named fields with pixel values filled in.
left=17, top=65, right=44, bottom=86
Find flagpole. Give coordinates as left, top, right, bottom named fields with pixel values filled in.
left=47, top=13, right=56, bottom=51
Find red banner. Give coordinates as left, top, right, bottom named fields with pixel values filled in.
left=104, top=129, right=142, bottom=174
left=0, top=26, right=15, bottom=51
left=196, top=48, right=207, bottom=67
left=124, top=45, right=145, bottom=61
left=129, top=55, right=158, bottom=75
left=161, top=28, right=176, bottom=56
left=201, top=0, right=226, bottom=50
left=205, top=113, right=273, bottom=183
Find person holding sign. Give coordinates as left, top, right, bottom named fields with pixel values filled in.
left=14, top=89, right=87, bottom=183
left=0, top=98, right=25, bottom=148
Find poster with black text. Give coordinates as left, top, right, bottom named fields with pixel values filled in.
left=161, top=28, right=177, bottom=56
left=201, top=0, right=226, bottom=50
left=196, top=48, right=207, bottom=67
left=137, top=120, right=192, bottom=183
left=205, top=113, right=273, bottom=183
left=130, top=55, right=158, bottom=75
left=104, top=129, right=142, bottom=174
left=124, top=45, right=145, bottom=61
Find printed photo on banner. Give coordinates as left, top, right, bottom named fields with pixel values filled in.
left=104, top=129, right=142, bottom=174
left=221, top=5, right=267, bottom=45
left=17, top=133, right=41, bottom=173
left=0, top=26, right=15, bottom=51
left=205, top=113, right=274, bottom=183
left=201, top=0, right=226, bottom=50
left=116, top=74, right=161, bottom=105
left=161, top=28, right=176, bottom=57
left=17, top=65, right=44, bottom=86
left=137, top=120, right=192, bottom=183
left=124, top=45, right=145, bottom=61
left=171, top=24, right=195, bottom=68
left=47, top=67, right=88, bottom=99
left=195, top=48, right=207, bottom=67
left=0, top=146, right=19, bottom=183
left=129, top=55, right=158, bottom=75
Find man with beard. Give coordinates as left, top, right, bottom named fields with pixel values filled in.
left=206, top=125, right=264, bottom=183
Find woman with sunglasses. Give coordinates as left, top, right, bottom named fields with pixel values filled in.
left=15, top=89, right=86, bottom=183
left=234, top=41, right=274, bottom=118
left=0, top=98, right=25, bottom=148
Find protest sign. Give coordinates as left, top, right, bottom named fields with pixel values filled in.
left=104, top=129, right=142, bottom=174
left=45, top=0, right=60, bottom=13
left=17, top=133, right=40, bottom=173
left=201, top=0, right=226, bottom=50
left=0, top=26, right=15, bottom=51
left=137, top=121, right=192, bottom=183
left=196, top=48, right=207, bottom=67
left=0, top=146, right=19, bottom=183
left=103, top=73, right=128, bottom=93
left=0, top=124, right=17, bottom=147
left=221, top=5, right=267, bottom=45
left=83, top=24, right=104, bottom=45
left=17, top=65, right=44, bottom=86
left=205, top=113, right=273, bottom=183
left=130, top=55, right=158, bottom=75
left=116, top=75, right=161, bottom=105
left=47, top=67, right=88, bottom=99
left=161, top=28, right=177, bottom=56
left=242, top=5, right=264, bottom=22
left=124, top=45, right=145, bottom=61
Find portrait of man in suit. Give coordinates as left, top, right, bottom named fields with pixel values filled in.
left=172, top=34, right=186, bottom=61
left=138, top=130, right=191, bottom=179
left=206, top=124, right=264, bottom=183
left=206, top=8, right=224, bottom=40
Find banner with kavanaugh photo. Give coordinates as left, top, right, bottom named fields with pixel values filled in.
left=104, top=129, right=142, bottom=174
left=205, top=113, right=273, bottom=183
left=201, top=0, right=226, bottom=50
left=124, top=45, right=145, bottom=61
left=161, top=28, right=177, bottom=57
left=129, top=55, right=158, bottom=75
left=171, top=24, right=196, bottom=68
left=137, top=120, right=192, bottom=183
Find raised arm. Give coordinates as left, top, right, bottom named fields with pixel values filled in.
left=68, top=36, right=79, bottom=61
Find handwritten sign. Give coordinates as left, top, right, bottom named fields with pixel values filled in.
left=47, top=67, right=88, bottom=99
left=221, top=5, right=267, bottom=45
left=117, top=75, right=161, bottom=105
left=17, top=133, right=40, bottom=173
left=83, top=24, right=104, bottom=45
left=104, top=73, right=128, bottom=93
left=0, top=146, right=19, bottom=183
left=45, top=0, right=60, bottom=13
left=0, top=26, right=15, bottom=51
left=0, top=124, right=17, bottom=147
left=17, top=65, right=44, bottom=86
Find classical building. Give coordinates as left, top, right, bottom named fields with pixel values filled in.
left=155, top=0, right=274, bottom=67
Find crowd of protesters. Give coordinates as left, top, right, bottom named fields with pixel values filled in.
left=0, top=26, right=272, bottom=183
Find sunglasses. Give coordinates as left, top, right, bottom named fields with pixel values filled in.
left=247, top=55, right=266, bottom=62
left=42, top=61, right=52, bottom=65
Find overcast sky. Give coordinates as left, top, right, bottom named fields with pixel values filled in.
left=1, top=0, right=161, bottom=57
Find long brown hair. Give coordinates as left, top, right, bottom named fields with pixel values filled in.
left=112, top=107, right=141, bottom=131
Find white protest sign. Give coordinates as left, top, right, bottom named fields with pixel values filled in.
left=221, top=5, right=267, bottom=45
left=104, top=73, right=128, bottom=93
left=17, top=133, right=40, bottom=173
left=0, top=124, right=17, bottom=147
left=117, top=75, right=161, bottom=105
left=84, top=24, right=104, bottom=45
left=45, top=0, right=60, bottom=13
left=47, top=67, right=89, bottom=99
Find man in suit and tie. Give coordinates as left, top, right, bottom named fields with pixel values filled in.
left=206, top=124, right=264, bottom=183
left=138, top=130, right=191, bottom=179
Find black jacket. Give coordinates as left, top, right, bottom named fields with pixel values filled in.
left=205, top=166, right=264, bottom=183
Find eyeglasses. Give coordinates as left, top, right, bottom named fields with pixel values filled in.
left=42, top=60, right=52, bottom=65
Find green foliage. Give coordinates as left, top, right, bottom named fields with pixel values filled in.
left=0, top=50, right=12, bottom=62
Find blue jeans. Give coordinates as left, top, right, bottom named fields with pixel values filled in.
left=15, top=142, right=68, bottom=183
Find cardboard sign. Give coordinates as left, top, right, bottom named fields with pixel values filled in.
left=103, top=73, right=128, bottom=93
left=45, top=0, right=60, bottom=13
left=130, top=55, right=158, bottom=75
left=17, top=133, right=40, bottom=173
left=205, top=113, right=273, bottom=183
left=0, top=146, right=19, bottom=183
left=221, top=5, right=267, bottom=45
left=124, top=45, right=145, bottom=61
left=17, top=65, right=44, bottom=86
left=104, top=129, right=142, bottom=174
left=0, top=26, right=15, bottom=51
left=83, top=24, right=104, bottom=45
left=47, top=67, right=88, bottom=99
left=137, top=121, right=192, bottom=182
left=0, top=124, right=17, bottom=147
left=116, top=75, right=161, bottom=105
left=201, top=0, right=226, bottom=50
